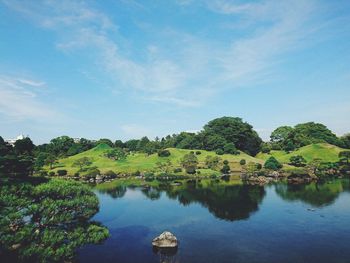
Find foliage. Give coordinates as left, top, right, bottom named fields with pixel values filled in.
left=239, top=159, right=246, bottom=165
left=105, top=148, right=126, bottom=160
left=180, top=152, right=198, bottom=174
left=205, top=156, right=221, bottom=170
left=264, top=156, right=282, bottom=170
left=56, top=169, right=68, bottom=176
left=202, top=117, right=262, bottom=156
left=0, top=179, right=109, bottom=262
left=72, top=157, right=92, bottom=171
left=289, top=155, right=307, bottom=167
left=158, top=149, right=171, bottom=157
left=339, top=151, right=350, bottom=164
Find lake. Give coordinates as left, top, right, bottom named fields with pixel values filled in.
left=78, top=179, right=350, bottom=263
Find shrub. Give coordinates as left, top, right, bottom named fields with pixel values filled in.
left=240, top=159, right=246, bottom=165
left=174, top=168, right=182, bottom=173
left=133, top=170, right=141, bottom=177
left=223, top=160, right=229, bottom=165
left=289, top=155, right=307, bottom=167
left=196, top=170, right=201, bottom=174
left=74, top=172, right=80, bottom=177
left=264, top=156, right=282, bottom=170
left=57, top=169, right=68, bottom=176
left=158, top=149, right=171, bottom=157
left=49, top=171, right=55, bottom=176
left=195, top=151, right=202, bottom=155
left=216, top=149, right=224, bottom=155
left=256, top=163, right=262, bottom=170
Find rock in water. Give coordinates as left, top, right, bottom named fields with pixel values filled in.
left=152, top=231, right=178, bottom=248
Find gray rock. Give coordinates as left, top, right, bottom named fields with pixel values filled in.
left=152, top=231, right=178, bottom=248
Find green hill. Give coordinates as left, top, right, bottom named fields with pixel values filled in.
left=50, top=144, right=263, bottom=176
left=256, top=143, right=344, bottom=164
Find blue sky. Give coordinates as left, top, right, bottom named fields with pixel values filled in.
left=1, top=0, right=349, bottom=144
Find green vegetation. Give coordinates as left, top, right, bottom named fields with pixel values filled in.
left=257, top=143, right=346, bottom=164
left=48, top=144, right=262, bottom=176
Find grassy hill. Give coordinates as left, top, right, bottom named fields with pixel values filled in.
left=256, top=143, right=344, bottom=164
left=50, top=143, right=263, bottom=176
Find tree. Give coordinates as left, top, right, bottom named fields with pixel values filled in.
left=289, top=155, right=307, bottom=167
left=339, top=151, right=350, bottom=164
left=202, top=117, right=262, bottom=156
left=34, top=152, right=49, bottom=172
left=205, top=156, right=221, bottom=170
left=340, top=133, right=350, bottom=149
left=105, top=148, right=126, bottom=160
left=308, top=158, right=322, bottom=176
left=264, top=156, right=282, bottom=170
left=180, top=152, right=198, bottom=174
left=72, top=157, right=92, bottom=171
left=223, top=143, right=238, bottom=154
left=96, top=138, right=114, bottom=147
left=45, top=154, right=58, bottom=170
left=156, top=159, right=172, bottom=174
left=14, top=137, right=35, bottom=155
left=114, top=140, right=124, bottom=148
left=0, top=180, right=109, bottom=262
left=221, top=160, right=230, bottom=174
left=50, top=136, right=75, bottom=156
left=270, top=126, right=293, bottom=143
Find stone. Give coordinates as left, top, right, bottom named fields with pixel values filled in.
left=152, top=231, right=178, bottom=248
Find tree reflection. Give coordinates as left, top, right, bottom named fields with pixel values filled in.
left=161, top=180, right=266, bottom=221
left=275, top=179, right=350, bottom=207
left=97, top=185, right=127, bottom=199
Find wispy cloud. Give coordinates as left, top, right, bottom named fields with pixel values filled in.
left=0, top=75, right=56, bottom=119
left=2, top=0, right=331, bottom=107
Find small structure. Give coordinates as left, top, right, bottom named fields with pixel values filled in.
left=5, top=134, right=28, bottom=146
left=152, top=231, right=178, bottom=248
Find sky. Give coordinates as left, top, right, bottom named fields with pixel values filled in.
left=0, top=0, right=350, bottom=144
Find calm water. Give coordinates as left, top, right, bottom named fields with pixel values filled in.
left=78, top=179, right=350, bottom=263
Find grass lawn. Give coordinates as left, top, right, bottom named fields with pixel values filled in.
left=48, top=144, right=263, bottom=176
left=256, top=143, right=345, bottom=163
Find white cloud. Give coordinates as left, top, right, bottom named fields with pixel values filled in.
left=0, top=75, right=56, bottom=119
left=2, top=0, right=327, bottom=107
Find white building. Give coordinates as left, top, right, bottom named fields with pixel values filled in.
left=5, top=134, right=28, bottom=146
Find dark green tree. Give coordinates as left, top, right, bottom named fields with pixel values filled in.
left=180, top=152, right=198, bottom=174
left=264, top=156, right=282, bottom=170
left=289, top=155, right=307, bottom=167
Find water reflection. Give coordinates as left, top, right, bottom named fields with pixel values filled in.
left=97, top=185, right=127, bottom=199
left=152, top=247, right=178, bottom=263
left=162, top=180, right=265, bottom=221
left=275, top=179, right=350, bottom=207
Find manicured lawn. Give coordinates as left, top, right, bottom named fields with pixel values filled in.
left=256, top=143, right=345, bottom=163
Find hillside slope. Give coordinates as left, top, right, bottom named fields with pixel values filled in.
left=256, top=143, right=345, bottom=163
left=50, top=144, right=263, bottom=176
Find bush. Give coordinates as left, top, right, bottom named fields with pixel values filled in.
left=57, top=169, right=68, bottom=176
left=216, top=149, right=224, bottom=155
left=133, top=170, right=141, bottom=177
left=289, top=155, right=307, bottom=167
left=264, top=156, right=282, bottom=170
left=158, top=149, right=171, bottom=157
left=195, top=151, right=202, bottom=155
left=240, top=159, right=246, bottom=165
left=223, top=160, right=229, bottom=165
left=256, top=163, right=262, bottom=170
left=174, top=168, right=182, bottom=173
left=196, top=170, right=201, bottom=174
left=49, top=171, right=55, bottom=176
left=185, top=166, right=196, bottom=174
left=74, top=172, right=80, bottom=177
